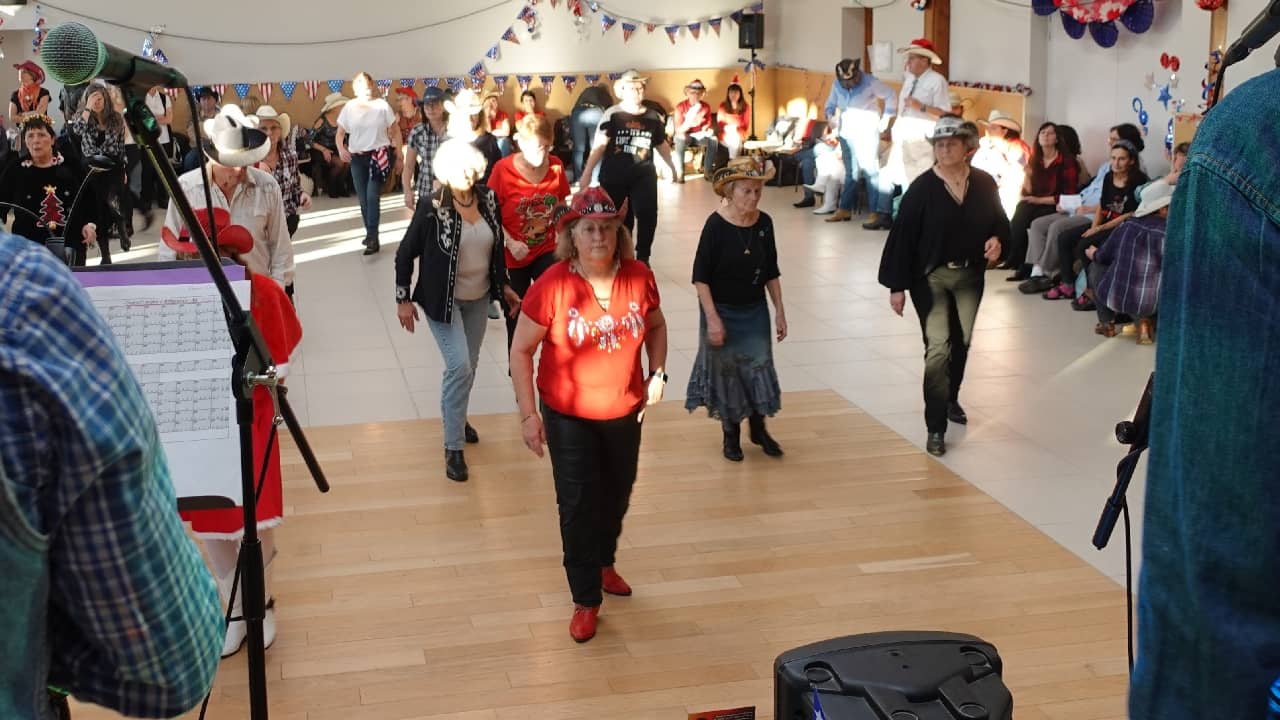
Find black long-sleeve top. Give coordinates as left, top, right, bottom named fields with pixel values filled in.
left=878, top=167, right=1011, bottom=292
left=0, top=155, right=96, bottom=250
left=691, top=211, right=781, bottom=306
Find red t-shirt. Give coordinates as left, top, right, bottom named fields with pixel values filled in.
left=487, top=109, right=511, bottom=137
left=514, top=110, right=546, bottom=125
left=487, top=154, right=571, bottom=268
left=521, top=259, right=660, bottom=420
left=676, top=99, right=712, bottom=135
left=717, top=102, right=750, bottom=138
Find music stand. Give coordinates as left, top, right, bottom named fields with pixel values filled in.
left=119, top=85, right=329, bottom=720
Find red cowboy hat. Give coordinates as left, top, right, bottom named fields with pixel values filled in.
left=161, top=207, right=254, bottom=256
left=554, top=187, right=629, bottom=236
left=393, top=86, right=419, bottom=100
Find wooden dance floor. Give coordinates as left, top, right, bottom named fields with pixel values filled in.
left=74, top=391, right=1131, bottom=720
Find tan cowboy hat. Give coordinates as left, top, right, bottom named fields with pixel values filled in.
left=615, top=69, right=648, bottom=86
left=711, top=157, right=776, bottom=197
left=979, top=109, right=1022, bottom=134
left=251, top=105, right=291, bottom=137
left=898, top=38, right=943, bottom=65
left=202, top=104, right=271, bottom=168
left=319, top=92, right=349, bottom=115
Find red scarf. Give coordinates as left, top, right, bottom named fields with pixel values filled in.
left=17, top=84, right=41, bottom=113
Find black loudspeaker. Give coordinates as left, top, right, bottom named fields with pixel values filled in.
left=739, top=14, right=764, bottom=49
left=774, top=632, right=1013, bottom=720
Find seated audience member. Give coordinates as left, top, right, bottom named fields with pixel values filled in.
left=970, top=110, right=1030, bottom=217
left=0, top=232, right=224, bottom=718
left=1043, top=140, right=1147, bottom=303
left=482, top=92, right=513, bottom=156
left=803, top=131, right=846, bottom=216
left=1018, top=124, right=1144, bottom=293
left=715, top=82, right=751, bottom=163
left=1001, top=122, right=1079, bottom=279
left=1087, top=180, right=1172, bottom=342
left=792, top=125, right=833, bottom=208
left=309, top=92, right=352, bottom=198
left=672, top=79, right=714, bottom=183
left=514, top=90, right=545, bottom=124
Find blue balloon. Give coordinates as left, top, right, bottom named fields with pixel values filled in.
left=1122, top=0, right=1155, bottom=34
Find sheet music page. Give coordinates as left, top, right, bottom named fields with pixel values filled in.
left=84, top=278, right=251, bottom=506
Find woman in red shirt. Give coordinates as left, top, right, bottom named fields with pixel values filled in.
left=716, top=82, right=751, bottom=161
left=487, top=114, right=571, bottom=352
left=482, top=92, right=513, bottom=156
left=514, top=90, right=545, bottom=125
left=510, top=187, right=668, bottom=644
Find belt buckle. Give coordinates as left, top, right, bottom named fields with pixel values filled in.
left=946, top=260, right=968, bottom=270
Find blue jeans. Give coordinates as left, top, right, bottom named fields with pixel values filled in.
left=426, top=298, right=490, bottom=451
left=349, top=153, right=382, bottom=245
left=838, top=136, right=892, bottom=214
left=1129, top=68, right=1280, bottom=720
left=570, top=106, right=605, bottom=182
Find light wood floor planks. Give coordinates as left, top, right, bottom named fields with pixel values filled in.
left=71, top=391, right=1130, bottom=720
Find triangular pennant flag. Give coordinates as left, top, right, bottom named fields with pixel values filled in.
left=141, top=34, right=154, bottom=58
left=621, top=22, right=637, bottom=42
left=812, top=687, right=827, bottom=720
left=423, top=77, right=441, bottom=89
left=562, top=74, right=578, bottom=94
left=446, top=77, right=465, bottom=93
left=709, top=17, right=723, bottom=36
left=279, top=81, right=298, bottom=100
left=687, top=22, right=701, bottom=40
left=232, top=83, right=251, bottom=100
left=493, top=75, right=509, bottom=93
left=601, top=14, right=617, bottom=34
left=539, top=74, right=556, bottom=95
left=729, top=10, right=743, bottom=25
left=751, top=2, right=764, bottom=10
left=646, top=23, right=657, bottom=33
left=376, top=78, right=393, bottom=96
left=152, top=49, right=169, bottom=65
left=259, top=82, right=273, bottom=101
left=517, top=75, right=533, bottom=92
left=502, top=26, right=521, bottom=44
left=665, top=25, right=680, bottom=43
left=486, top=43, right=501, bottom=61
left=399, top=78, right=416, bottom=88
left=303, top=80, right=320, bottom=99
left=327, top=79, right=344, bottom=93
left=608, top=71, right=623, bottom=81
left=584, top=73, right=601, bottom=85
left=469, top=62, right=487, bottom=88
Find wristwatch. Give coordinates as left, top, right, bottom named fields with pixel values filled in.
left=396, top=286, right=411, bottom=304
left=649, top=369, right=668, bottom=382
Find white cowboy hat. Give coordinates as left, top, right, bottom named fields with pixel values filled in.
left=898, top=38, right=943, bottom=65
left=251, top=104, right=291, bottom=138
left=202, top=105, right=271, bottom=168
left=445, top=88, right=483, bottom=116
left=319, top=92, right=349, bottom=115
left=1134, top=180, right=1174, bottom=218
left=979, top=109, right=1022, bottom=134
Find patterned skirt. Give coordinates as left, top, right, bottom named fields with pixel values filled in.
left=685, top=300, right=782, bottom=423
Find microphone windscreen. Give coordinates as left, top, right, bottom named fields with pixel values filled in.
left=41, top=22, right=105, bottom=86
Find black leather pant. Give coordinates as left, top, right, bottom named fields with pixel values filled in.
left=542, top=402, right=642, bottom=607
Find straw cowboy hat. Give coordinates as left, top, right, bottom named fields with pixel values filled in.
left=554, top=186, right=629, bottom=236
left=202, top=104, right=271, bottom=167
left=979, top=109, right=1022, bottom=134
left=711, top=157, right=776, bottom=197
left=1134, top=180, right=1174, bottom=218
left=319, top=92, right=349, bottom=115
left=898, top=38, right=943, bottom=65
left=615, top=69, right=648, bottom=86
left=251, top=104, right=291, bottom=137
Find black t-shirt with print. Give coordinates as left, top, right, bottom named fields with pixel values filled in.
left=1099, top=170, right=1148, bottom=222
left=596, top=105, right=667, bottom=182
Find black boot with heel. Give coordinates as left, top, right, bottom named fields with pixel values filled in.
left=747, top=414, right=783, bottom=457
left=722, top=421, right=744, bottom=462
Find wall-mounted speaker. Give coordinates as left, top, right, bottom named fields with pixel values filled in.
left=739, top=14, right=764, bottom=50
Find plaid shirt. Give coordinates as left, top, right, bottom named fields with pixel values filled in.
left=0, top=234, right=223, bottom=717
left=407, top=122, right=446, bottom=198
left=263, top=128, right=303, bottom=216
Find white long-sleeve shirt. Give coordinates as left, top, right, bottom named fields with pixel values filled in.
left=159, top=165, right=294, bottom=287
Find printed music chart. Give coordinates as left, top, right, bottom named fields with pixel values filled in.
left=76, top=261, right=252, bottom=509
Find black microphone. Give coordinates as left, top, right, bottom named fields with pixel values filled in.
left=41, top=22, right=187, bottom=89
left=1222, top=0, right=1280, bottom=67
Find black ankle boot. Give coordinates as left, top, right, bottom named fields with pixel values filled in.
left=722, top=422, right=744, bottom=462
left=747, top=415, right=783, bottom=457
left=445, top=449, right=468, bottom=482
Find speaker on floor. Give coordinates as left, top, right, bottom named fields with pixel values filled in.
left=739, top=14, right=764, bottom=49
left=774, top=631, right=1013, bottom=720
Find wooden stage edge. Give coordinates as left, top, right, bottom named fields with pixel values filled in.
left=75, top=390, right=1131, bottom=720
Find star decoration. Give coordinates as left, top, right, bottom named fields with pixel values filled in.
left=1157, top=84, right=1172, bottom=110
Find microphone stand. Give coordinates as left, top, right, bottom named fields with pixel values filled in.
left=1092, top=371, right=1154, bottom=672
left=119, top=85, right=330, bottom=720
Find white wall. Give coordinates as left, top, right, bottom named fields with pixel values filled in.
left=950, top=1, right=1035, bottom=86
left=872, top=1, right=924, bottom=54
left=773, top=0, right=847, bottom=71
left=12, top=1, right=749, bottom=83
left=1042, top=0, right=1209, bottom=174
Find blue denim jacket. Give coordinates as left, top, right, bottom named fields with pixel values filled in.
left=1130, top=68, right=1280, bottom=719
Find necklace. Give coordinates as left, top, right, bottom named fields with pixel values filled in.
left=454, top=192, right=476, bottom=208
left=723, top=211, right=758, bottom=255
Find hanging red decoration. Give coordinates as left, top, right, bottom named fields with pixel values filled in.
left=1033, top=0, right=1154, bottom=47
left=1196, top=0, right=1225, bottom=9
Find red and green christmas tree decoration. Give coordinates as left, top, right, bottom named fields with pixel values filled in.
left=40, top=185, right=65, bottom=232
